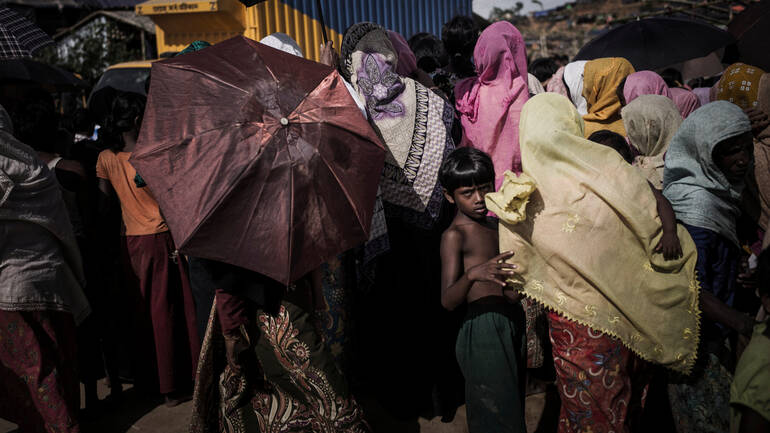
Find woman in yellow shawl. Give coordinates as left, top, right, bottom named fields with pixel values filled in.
left=582, top=57, right=635, bottom=137
left=486, top=93, right=700, bottom=433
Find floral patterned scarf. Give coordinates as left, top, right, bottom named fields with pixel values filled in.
left=342, top=23, right=454, bottom=227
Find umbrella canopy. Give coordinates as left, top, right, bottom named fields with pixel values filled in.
left=575, top=17, right=733, bottom=71
left=728, top=0, right=770, bottom=71
left=0, top=58, right=86, bottom=90
left=0, top=7, right=53, bottom=59
left=131, top=36, right=386, bottom=285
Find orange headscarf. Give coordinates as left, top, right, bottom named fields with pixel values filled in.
left=582, top=57, right=635, bottom=137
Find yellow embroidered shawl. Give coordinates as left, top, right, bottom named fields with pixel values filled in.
left=488, top=93, right=701, bottom=374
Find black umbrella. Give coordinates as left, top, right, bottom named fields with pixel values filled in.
left=0, top=7, right=53, bottom=59
left=0, top=58, right=86, bottom=90
left=575, top=17, right=733, bottom=71
left=728, top=0, right=770, bottom=71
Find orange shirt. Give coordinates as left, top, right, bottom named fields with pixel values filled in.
left=96, top=150, right=168, bottom=236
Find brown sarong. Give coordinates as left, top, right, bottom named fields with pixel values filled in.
left=124, top=231, right=200, bottom=394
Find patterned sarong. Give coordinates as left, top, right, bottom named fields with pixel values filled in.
left=189, top=291, right=370, bottom=433
left=0, top=310, right=80, bottom=433
left=548, top=311, right=648, bottom=433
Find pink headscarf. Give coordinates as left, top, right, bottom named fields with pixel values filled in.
left=623, top=71, right=672, bottom=104
left=670, top=87, right=701, bottom=118
left=692, top=87, right=711, bottom=107
left=546, top=65, right=569, bottom=97
left=454, top=21, right=529, bottom=188
left=386, top=30, right=417, bottom=78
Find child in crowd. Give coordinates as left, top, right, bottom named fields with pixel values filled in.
left=589, top=128, right=683, bottom=260
left=730, top=248, right=770, bottom=433
left=588, top=129, right=633, bottom=163
left=439, top=147, right=526, bottom=433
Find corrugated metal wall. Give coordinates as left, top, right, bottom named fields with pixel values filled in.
left=248, top=0, right=471, bottom=61
left=140, top=0, right=472, bottom=62
left=246, top=0, right=344, bottom=62
left=281, top=0, right=472, bottom=38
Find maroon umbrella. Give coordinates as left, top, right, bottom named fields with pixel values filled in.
left=728, top=0, right=770, bottom=71
left=131, top=36, right=385, bottom=285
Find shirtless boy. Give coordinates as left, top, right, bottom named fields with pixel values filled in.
left=439, top=147, right=526, bottom=433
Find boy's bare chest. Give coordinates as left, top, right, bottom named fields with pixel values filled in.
left=461, top=226, right=499, bottom=267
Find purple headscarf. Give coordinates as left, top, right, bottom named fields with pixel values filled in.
left=386, top=30, right=417, bottom=78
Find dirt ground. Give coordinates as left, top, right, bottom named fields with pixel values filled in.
left=0, top=380, right=558, bottom=433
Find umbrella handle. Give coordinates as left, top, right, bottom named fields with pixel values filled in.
left=316, top=0, right=329, bottom=44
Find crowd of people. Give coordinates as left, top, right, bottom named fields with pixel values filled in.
left=1, top=13, right=769, bottom=433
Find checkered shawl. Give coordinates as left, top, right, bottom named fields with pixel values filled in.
left=0, top=8, right=53, bottom=59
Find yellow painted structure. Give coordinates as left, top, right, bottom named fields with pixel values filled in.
left=135, top=0, right=342, bottom=61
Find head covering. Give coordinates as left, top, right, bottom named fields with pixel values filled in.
left=454, top=21, right=529, bottom=188
left=692, top=87, right=711, bottom=107
left=545, top=65, right=568, bottom=98
left=670, top=87, right=701, bottom=118
left=0, top=105, right=89, bottom=323
left=342, top=22, right=454, bottom=227
left=623, top=70, right=672, bottom=104
left=386, top=30, right=418, bottom=78
left=259, top=32, right=304, bottom=57
left=528, top=73, right=545, bottom=96
left=582, top=57, right=636, bottom=137
left=563, top=60, right=588, bottom=115
left=622, top=94, right=683, bottom=188
left=709, top=79, right=720, bottom=102
left=715, top=63, right=764, bottom=109
left=340, top=22, right=383, bottom=81
left=663, top=101, right=752, bottom=246
left=488, top=93, right=700, bottom=374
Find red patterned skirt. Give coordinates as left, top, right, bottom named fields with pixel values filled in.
left=548, top=311, right=648, bottom=433
left=0, top=309, right=80, bottom=433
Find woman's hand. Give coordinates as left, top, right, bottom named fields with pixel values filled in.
left=745, top=107, right=769, bottom=138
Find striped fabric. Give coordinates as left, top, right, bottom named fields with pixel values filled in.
left=0, top=7, right=53, bottom=59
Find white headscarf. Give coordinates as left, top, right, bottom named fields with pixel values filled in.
left=564, top=60, right=588, bottom=115
left=527, top=73, right=545, bottom=96
left=259, top=32, right=304, bottom=57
